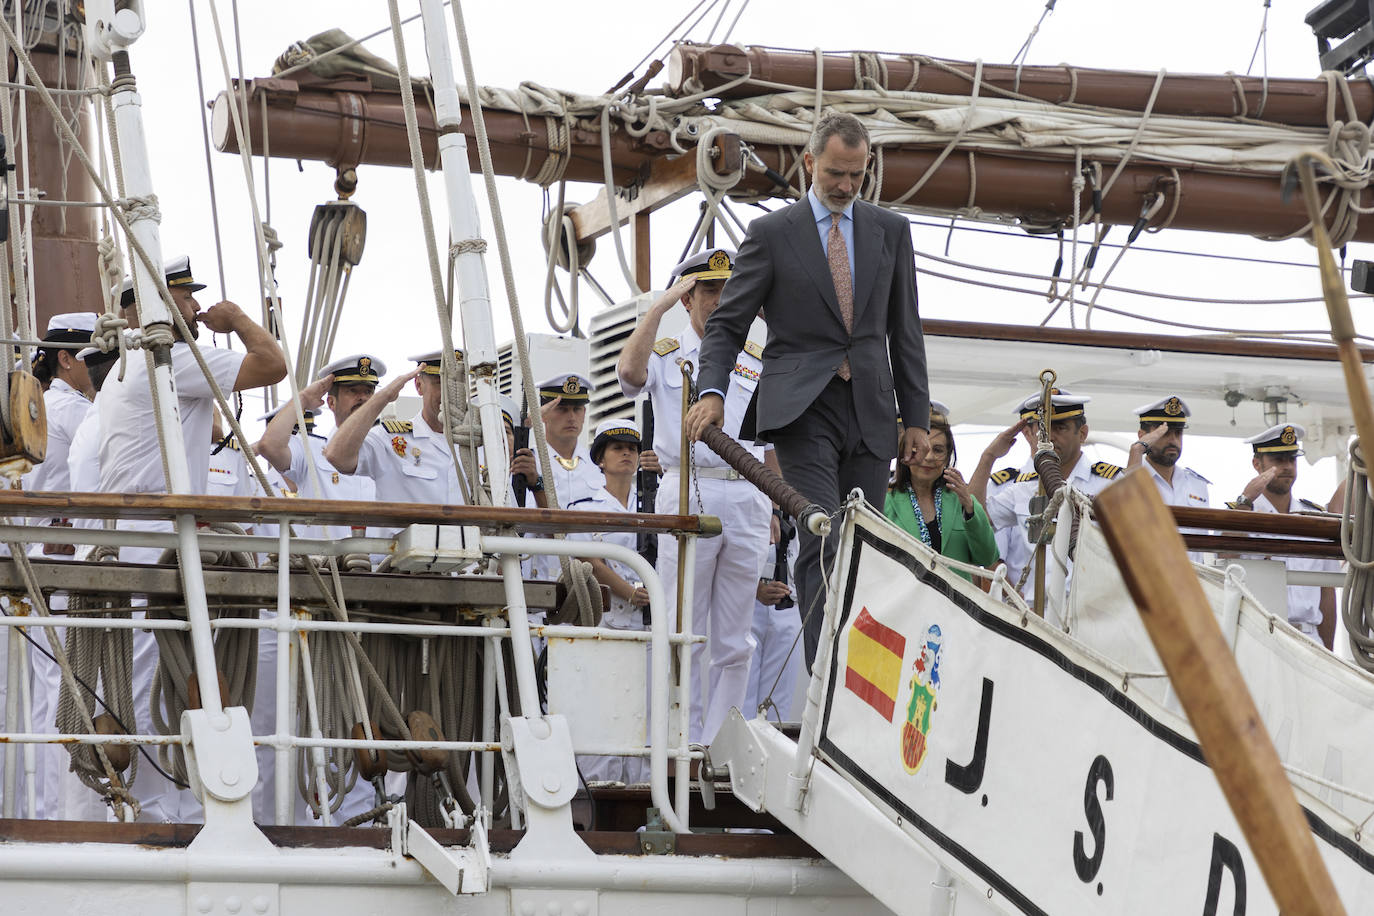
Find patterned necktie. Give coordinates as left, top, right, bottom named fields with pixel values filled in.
left=828, top=212, right=854, bottom=381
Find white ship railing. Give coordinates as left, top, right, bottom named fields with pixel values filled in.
left=0, top=493, right=707, bottom=835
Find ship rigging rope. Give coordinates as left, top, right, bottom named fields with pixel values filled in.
left=149, top=528, right=259, bottom=786
left=442, top=0, right=598, bottom=622
left=1338, top=441, right=1374, bottom=672
left=3, top=537, right=138, bottom=817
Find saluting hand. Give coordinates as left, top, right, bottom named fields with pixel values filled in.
left=378, top=368, right=421, bottom=404
left=1237, top=467, right=1277, bottom=508
left=298, top=374, right=333, bottom=411
left=653, top=275, right=698, bottom=314
left=983, top=418, right=1029, bottom=461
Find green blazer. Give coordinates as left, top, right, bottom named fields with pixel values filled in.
left=884, top=486, right=1000, bottom=580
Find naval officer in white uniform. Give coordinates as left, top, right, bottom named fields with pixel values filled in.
left=985, top=389, right=1122, bottom=603
left=99, top=255, right=287, bottom=823
left=617, top=248, right=774, bottom=746
left=325, top=350, right=465, bottom=511
left=1229, top=423, right=1342, bottom=648
left=258, top=354, right=383, bottom=536
left=535, top=372, right=603, bottom=509
left=566, top=418, right=650, bottom=784
left=22, top=313, right=96, bottom=819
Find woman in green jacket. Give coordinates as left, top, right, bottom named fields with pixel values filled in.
left=884, top=411, right=999, bottom=579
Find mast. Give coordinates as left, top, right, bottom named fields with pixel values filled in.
left=7, top=15, right=103, bottom=333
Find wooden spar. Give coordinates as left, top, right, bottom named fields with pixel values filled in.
left=924, top=319, right=1374, bottom=363
left=214, top=75, right=1374, bottom=244
left=210, top=78, right=663, bottom=186
left=1095, top=470, right=1346, bottom=916
left=666, top=42, right=1374, bottom=128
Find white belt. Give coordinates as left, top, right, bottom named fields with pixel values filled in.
left=665, top=465, right=743, bottom=481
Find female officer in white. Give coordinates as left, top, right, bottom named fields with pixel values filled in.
left=566, top=419, right=650, bottom=783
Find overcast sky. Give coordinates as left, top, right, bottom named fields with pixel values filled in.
left=107, top=0, right=1362, bottom=505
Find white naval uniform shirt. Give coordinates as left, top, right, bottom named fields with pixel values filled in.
left=288, top=431, right=377, bottom=540
left=98, top=343, right=245, bottom=495
left=567, top=486, right=643, bottom=629
left=24, top=378, right=90, bottom=498
left=1251, top=493, right=1342, bottom=635
left=353, top=415, right=464, bottom=506
left=1143, top=462, right=1210, bottom=509
left=621, top=325, right=764, bottom=495
left=549, top=442, right=604, bottom=510
left=986, top=455, right=1121, bottom=599
left=986, top=459, right=1035, bottom=576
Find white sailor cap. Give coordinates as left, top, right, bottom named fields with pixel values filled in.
left=318, top=353, right=386, bottom=385
left=43, top=312, right=97, bottom=342
left=1016, top=388, right=1090, bottom=422
left=670, top=248, right=736, bottom=284
left=1135, top=395, right=1191, bottom=426
left=119, top=255, right=206, bottom=308
left=537, top=372, right=594, bottom=403
left=590, top=417, right=641, bottom=463
left=1244, top=423, right=1305, bottom=455
left=408, top=349, right=465, bottom=376
left=929, top=400, right=950, bottom=424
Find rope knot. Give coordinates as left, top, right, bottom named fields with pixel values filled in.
left=92, top=313, right=129, bottom=353
left=449, top=238, right=488, bottom=258
left=119, top=194, right=161, bottom=224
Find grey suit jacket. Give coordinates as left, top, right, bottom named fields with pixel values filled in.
left=697, top=197, right=928, bottom=459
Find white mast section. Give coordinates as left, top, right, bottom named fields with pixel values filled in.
left=84, top=2, right=226, bottom=722
left=415, top=0, right=510, bottom=508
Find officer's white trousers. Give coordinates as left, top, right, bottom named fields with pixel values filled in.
left=657, top=473, right=770, bottom=746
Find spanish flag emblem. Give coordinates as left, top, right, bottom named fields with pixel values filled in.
left=844, top=608, right=906, bottom=721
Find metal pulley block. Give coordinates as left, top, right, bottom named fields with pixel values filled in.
left=308, top=200, right=367, bottom=265
left=0, top=369, right=45, bottom=464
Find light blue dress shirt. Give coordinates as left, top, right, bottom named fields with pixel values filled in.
left=808, top=187, right=855, bottom=279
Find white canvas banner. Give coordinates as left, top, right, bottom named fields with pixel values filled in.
left=815, top=505, right=1374, bottom=915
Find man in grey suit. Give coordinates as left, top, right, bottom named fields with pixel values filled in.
left=686, top=111, right=930, bottom=669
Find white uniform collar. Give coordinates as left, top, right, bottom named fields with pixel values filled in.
left=49, top=377, right=78, bottom=397
left=679, top=324, right=702, bottom=354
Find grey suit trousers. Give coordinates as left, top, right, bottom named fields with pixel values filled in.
left=770, top=376, right=890, bottom=670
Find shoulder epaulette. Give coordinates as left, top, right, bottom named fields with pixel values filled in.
left=990, top=466, right=1018, bottom=486
left=1298, top=497, right=1325, bottom=511
left=566, top=496, right=595, bottom=509
left=224, top=437, right=241, bottom=452
left=743, top=340, right=764, bottom=360
left=382, top=419, right=413, bottom=434
left=1224, top=500, right=1245, bottom=510
left=1188, top=467, right=1212, bottom=485
left=1092, top=461, right=1124, bottom=480
left=652, top=338, right=680, bottom=357
left=1015, top=470, right=1040, bottom=483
